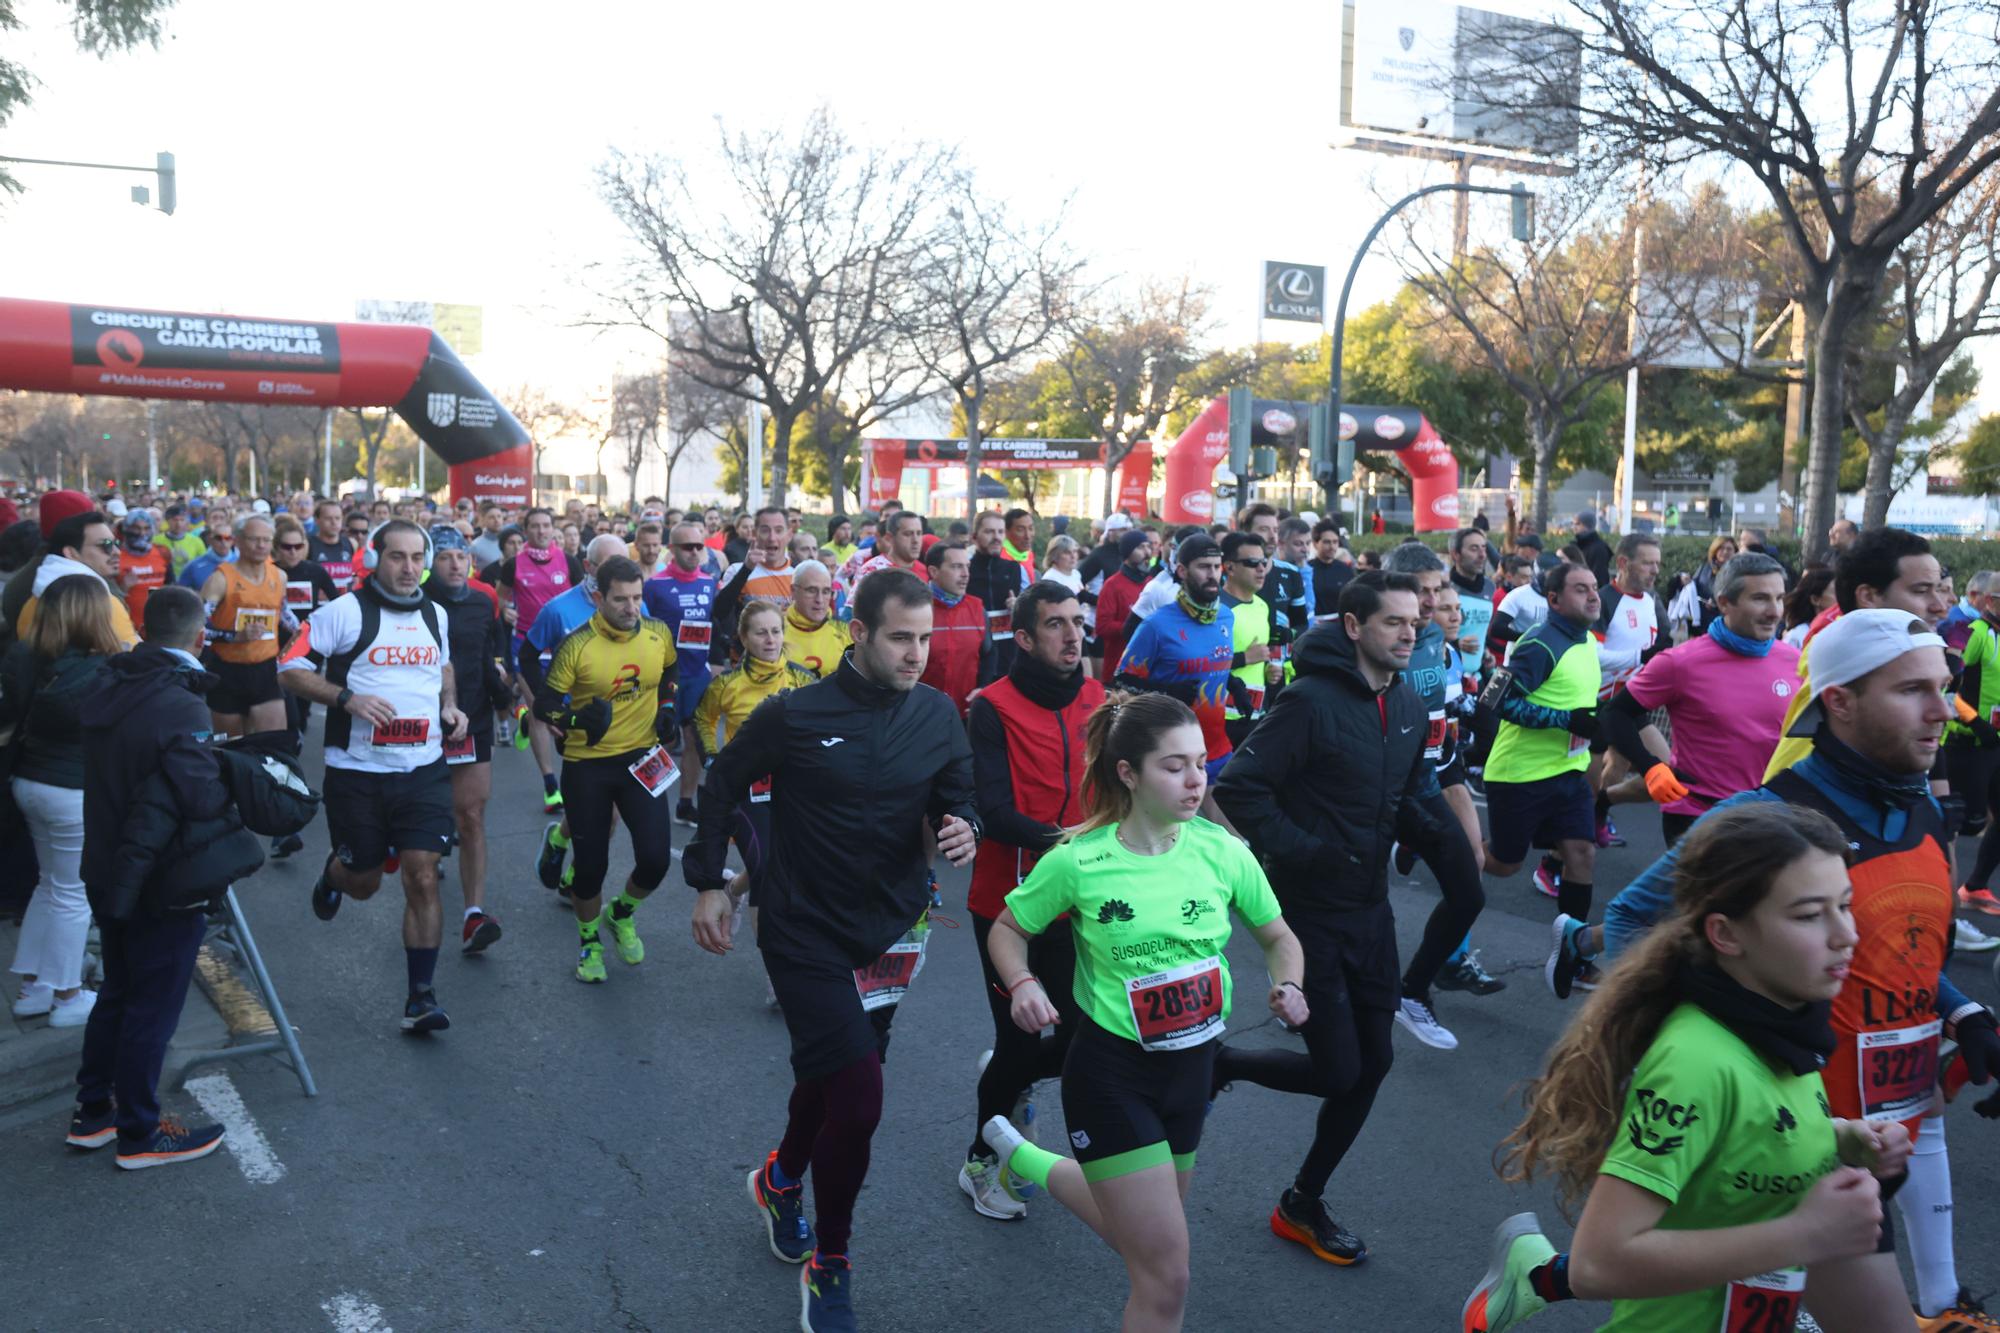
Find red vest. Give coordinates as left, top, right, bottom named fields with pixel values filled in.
left=968, top=672, right=1106, bottom=919
left=920, top=592, right=987, bottom=716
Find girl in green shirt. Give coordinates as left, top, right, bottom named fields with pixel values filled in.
left=1468, top=802, right=1913, bottom=1332
left=983, top=690, right=1308, bottom=1333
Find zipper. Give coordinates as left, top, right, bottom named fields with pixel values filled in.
left=1056, top=709, right=1073, bottom=827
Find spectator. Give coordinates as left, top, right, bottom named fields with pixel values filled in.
left=1691, top=534, right=1739, bottom=632
left=1570, top=510, right=1614, bottom=591
left=1041, top=535, right=1083, bottom=595
left=21, top=508, right=139, bottom=648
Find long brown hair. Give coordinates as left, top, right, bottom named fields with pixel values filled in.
left=1497, top=802, right=1850, bottom=1217
left=1071, top=690, right=1200, bottom=837
left=30, top=574, right=120, bottom=660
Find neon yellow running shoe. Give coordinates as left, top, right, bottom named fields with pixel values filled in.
left=575, top=940, right=606, bottom=984
left=606, top=905, right=644, bottom=965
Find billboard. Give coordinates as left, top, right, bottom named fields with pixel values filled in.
left=1262, top=262, right=1326, bottom=323
left=1346, top=0, right=1581, bottom=157
left=1634, top=278, right=1760, bottom=371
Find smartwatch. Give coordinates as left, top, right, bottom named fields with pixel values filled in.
left=336, top=687, right=354, bottom=711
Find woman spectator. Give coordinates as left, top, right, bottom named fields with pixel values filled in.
left=4, top=575, right=120, bottom=1026
left=1041, top=535, right=1084, bottom=596
left=724, top=513, right=754, bottom=567
left=1690, top=535, right=1738, bottom=632
left=1783, top=566, right=1837, bottom=649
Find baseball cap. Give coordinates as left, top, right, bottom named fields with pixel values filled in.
left=105, top=498, right=128, bottom=517
left=1176, top=534, right=1223, bottom=569
left=252, top=498, right=271, bottom=515
left=1103, top=512, right=1134, bottom=533
left=1785, top=609, right=1947, bottom=738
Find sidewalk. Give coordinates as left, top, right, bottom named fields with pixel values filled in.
left=0, top=920, right=233, bottom=1132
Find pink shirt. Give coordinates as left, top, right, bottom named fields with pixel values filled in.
left=1623, top=633, right=1803, bottom=817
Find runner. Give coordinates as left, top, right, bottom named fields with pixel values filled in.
left=533, top=556, right=677, bottom=984
left=1093, top=528, right=1154, bottom=676
left=1001, top=506, right=1038, bottom=579
left=175, top=519, right=234, bottom=591
left=1210, top=571, right=1430, bottom=1268
left=1448, top=527, right=1496, bottom=661
left=154, top=502, right=205, bottom=580
left=969, top=511, right=1028, bottom=683
left=199, top=513, right=287, bottom=738
left=1955, top=583, right=2000, bottom=910
left=687, top=569, right=979, bottom=1333
left=1467, top=802, right=1907, bottom=1333
left=641, top=520, right=719, bottom=829
left=424, top=524, right=511, bottom=955
left=1583, top=533, right=1668, bottom=849
left=272, top=515, right=338, bottom=622
left=493, top=507, right=586, bottom=813
left=959, top=580, right=1103, bottom=1221
left=920, top=541, right=989, bottom=717
left=781, top=559, right=848, bottom=680
left=278, top=520, right=468, bottom=1034
left=307, top=498, right=357, bottom=593
left=1305, top=520, right=1354, bottom=619
left=1270, top=517, right=1316, bottom=637
left=1219, top=531, right=1284, bottom=748
left=1115, top=533, right=1239, bottom=790
left=847, top=509, right=928, bottom=590
left=715, top=507, right=797, bottom=655
left=1428, top=580, right=1507, bottom=997
left=978, top=690, right=1308, bottom=1331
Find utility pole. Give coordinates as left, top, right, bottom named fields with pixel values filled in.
left=1779, top=301, right=1806, bottom=536
left=0, top=151, right=176, bottom=212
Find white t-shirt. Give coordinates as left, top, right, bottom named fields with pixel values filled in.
left=279, top=591, right=449, bottom=773
left=1496, top=582, right=1548, bottom=660
left=1595, top=588, right=1661, bottom=700
left=1132, top=569, right=1179, bottom=620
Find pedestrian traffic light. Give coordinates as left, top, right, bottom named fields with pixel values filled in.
left=1228, top=386, right=1251, bottom=478
left=1510, top=182, right=1532, bottom=243
left=156, top=151, right=176, bottom=216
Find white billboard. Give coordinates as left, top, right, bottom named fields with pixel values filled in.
left=1634, top=278, right=1760, bottom=371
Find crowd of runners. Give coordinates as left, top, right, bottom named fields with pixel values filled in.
left=7, top=480, right=2000, bottom=1331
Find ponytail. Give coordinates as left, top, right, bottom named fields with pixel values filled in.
left=1072, top=690, right=1200, bottom=837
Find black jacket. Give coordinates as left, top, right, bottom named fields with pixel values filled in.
left=426, top=579, right=511, bottom=720
left=1212, top=622, right=1431, bottom=918
left=1574, top=529, right=1614, bottom=593
left=967, top=549, right=1026, bottom=683
left=684, top=656, right=980, bottom=967
left=80, top=644, right=252, bottom=920
left=0, top=644, right=108, bottom=789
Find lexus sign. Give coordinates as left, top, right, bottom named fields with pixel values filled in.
left=1262, top=261, right=1326, bottom=324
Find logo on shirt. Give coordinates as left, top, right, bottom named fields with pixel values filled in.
left=1626, top=1087, right=1700, bottom=1156
left=1180, top=898, right=1217, bottom=926
left=367, top=645, right=440, bottom=666
left=1097, top=899, right=1136, bottom=925
left=820, top=737, right=846, bottom=748
left=1773, top=1105, right=1798, bottom=1135
left=1774, top=679, right=1793, bottom=696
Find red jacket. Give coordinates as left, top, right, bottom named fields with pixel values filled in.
left=920, top=591, right=988, bottom=716
left=968, top=668, right=1104, bottom=919
left=1094, top=565, right=1148, bottom=672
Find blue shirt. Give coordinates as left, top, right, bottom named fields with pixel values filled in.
left=177, top=549, right=238, bottom=590
left=524, top=583, right=598, bottom=659
left=641, top=571, right=718, bottom=682
left=1115, top=596, right=1237, bottom=758
left=1401, top=620, right=1449, bottom=798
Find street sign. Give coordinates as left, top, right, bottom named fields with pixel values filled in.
left=1262, top=262, right=1326, bottom=323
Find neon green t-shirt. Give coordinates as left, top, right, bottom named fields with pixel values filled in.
left=1954, top=619, right=2000, bottom=740
left=1596, top=1003, right=1840, bottom=1332
left=1004, top=818, right=1282, bottom=1046
left=1221, top=591, right=1273, bottom=721
left=1486, top=630, right=1600, bottom=783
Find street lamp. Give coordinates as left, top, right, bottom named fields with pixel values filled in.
left=0, top=150, right=176, bottom=213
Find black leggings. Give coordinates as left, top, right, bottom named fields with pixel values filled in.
left=1947, top=745, right=1995, bottom=836
left=559, top=751, right=674, bottom=900
left=1399, top=794, right=1485, bottom=1000
left=1661, top=810, right=1700, bottom=847
left=968, top=914, right=1080, bottom=1160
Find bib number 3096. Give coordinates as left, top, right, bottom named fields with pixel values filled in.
left=1720, top=1267, right=1804, bottom=1333
left=371, top=717, right=430, bottom=747
left=1125, top=955, right=1225, bottom=1051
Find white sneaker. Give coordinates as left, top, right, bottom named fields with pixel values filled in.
left=48, top=989, right=97, bottom=1028
left=1394, top=996, right=1459, bottom=1050
left=12, top=981, right=53, bottom=1017
left=958, top=1156, right=1026, bottom=1220
left=1955, top=919, right=2000, bottom=953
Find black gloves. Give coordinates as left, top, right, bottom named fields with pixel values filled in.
left=1958, top=1010, right=2000, bottom=1086
left=1565, top=707, right=1598, bottom=738
left=654, top=701, right=678, bottom=748
left=565, top=697, right=613, bottom=747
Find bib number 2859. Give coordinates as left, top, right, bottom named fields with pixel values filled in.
left=1125, top=955, right=1225, bottom=1051
left=1720, top=1267, right=1804, bottom=1333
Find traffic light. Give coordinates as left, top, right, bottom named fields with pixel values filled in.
left=1227, top=386, right=1251, bottom=477
left=1309, top=402, right=1332, bottom=483
left=1510, top=182, right=1532, bottom=243
left=156, top=151, right=176, bottom=216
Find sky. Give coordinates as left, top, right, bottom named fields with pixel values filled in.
left=4, top=0, right=1993, bottom=440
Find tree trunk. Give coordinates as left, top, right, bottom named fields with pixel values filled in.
left=661, top=452, right=676, bottom=509
left=1860, top=409, right=1911, bottom=530
left=1800, top=292, right=1869, bottom=564
left=964, top=385, right=984, bottom=524
left=766, top=408, right=792, bottom=508
left=1102, top=440, right=1126, bottom=516
left=1529, top=415, right=1557, bottom=533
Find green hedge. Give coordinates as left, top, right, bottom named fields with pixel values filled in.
left=1346, top=532, right=2000, bottom=583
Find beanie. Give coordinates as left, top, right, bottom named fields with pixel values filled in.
left=38, top=489, right=91, bottom=539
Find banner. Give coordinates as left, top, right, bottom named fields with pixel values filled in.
left=447, top=443, right=533, bottom=508
left=863, top=436, right=1152, bottom=515
left=1262, top=262, right=1326, bottom=324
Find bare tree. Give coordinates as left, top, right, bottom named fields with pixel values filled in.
left=344, top=407, right=395, bottom=499
left=610, top=368, right=667, bottom=514
left=906, top=179, right=1080, bottom=520
left=593, top=106, right=953, bottom=506
left=503, top=384, right=581, bottom=497
left=1501, top=0, right=2000, bottom=558
left=664, top=312, right=746, bottom=507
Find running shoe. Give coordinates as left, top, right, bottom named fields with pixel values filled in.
left=1461, top=1211, right=1554, bottom=1333
left=1955, top=918, right=2000, bottom=953
left=1915, top=1290, right=2000, bottom=1331
left=1573, top=959, right=1602, bottom=993
left=606, top=904, right=644, bottom=965
left=66, top=1102, right=116, bottom=1150
left=1545, top=914, right=1586, bottom=1000
left=980, top=1115, right=1043, bottom=1204
left=400, top=989, right=450, bottom=1034
left=496, top=714, right=515, bottom=746
left=1436, top=951, right=1507, bottom=995
left=1271, top=1188, right=1367, bottom=1265
left=542, top=786, right=564, bottom=813
left=115, top=1115, right=225, bottom=1171
left=958, top=1156, right=1026, bottom=1220
left=1394, top=996, right=1459, bottom=1050
left=1593, top=815, right=1624, bottom=848
left=576, top=940, right=606, bottom=984
left=800, top=1252, right=855, bottom=1333
left=1531, top=859, right=1560, bottom=899
left=462, top=910, right=502, bottom=955
left=675, top=797, right=699, bottom=828
left=1960, top=886, right=2000, bottom=916
left=310, top=853, right=342, bottom=921
left=747, top=1149, right=814, bottom=1263
left=536, top=823, right=568, bottom=891
left=512, top=705, right=531, bottom=749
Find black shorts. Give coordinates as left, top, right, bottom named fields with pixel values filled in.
left=201, top=652, right=281, bottom=713
left=1436, top=752, right=1467, bottom=790
left=1059, top=1014, right=1217, bottom=1182
left=323, top=760, right=454, bottom=869
left=766, top=940, right=913, bottom=1082
left=1291, top=899, right=1403, bottom=1017
left=1484, top=770, right=1595, bottom=865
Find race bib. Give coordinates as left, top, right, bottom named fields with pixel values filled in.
left=371, top=717, right=431, bottom=747
left=1425, top=710, right=1448, bottom=760
left=1245, top=685, right=1265, bottom=716
left=235, top=606, right=278, bottom=640
left=1720, top=1267, right=1805, bottom=1333
left=749, top=774, right=773, bottom=805
left=1125, top=955, right=1226, bottom=1051
left=628, top=745, right=680, bottom=797
left=853, top=938, right=926, bottom=1012
left=676, top=619, right=712, bottom=651
left=1858, top=1019, right=1942, bottom=1122
left=285, top=581, right=314, bottom=609
left=987, top=607, right=1013, bottom=642
left=443, top=732, right=477, bottom=766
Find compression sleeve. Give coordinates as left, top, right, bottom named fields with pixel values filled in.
left=1602, top=789, right=1785, bottom=958
left=1604, top=688, right=1669, bottom=772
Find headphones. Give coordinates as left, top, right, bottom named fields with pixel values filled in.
left=365, top=519, right=435, bottom=572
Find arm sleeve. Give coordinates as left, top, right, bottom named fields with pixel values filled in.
left=1210, top=688, right=1333, bottom=870
left=685, top=694, right=790, bottom=892
left=1602, top=791, right=1780, bottom=958
left=1604, top=688, right=1670, bottom=772
left=712, top=562, right=754, bottom=646
left=970, top=696, right=1063, bottom=852
left=1486, top=608, right=1518, bottom=658
left=532, top=631, right=580, bottom=726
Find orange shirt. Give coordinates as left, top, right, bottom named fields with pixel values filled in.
left=211, top=560, right=285, bottom=663
left=120, top=545, right=171, bottom=633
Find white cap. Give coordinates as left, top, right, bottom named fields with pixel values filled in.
left=253, top=498, right=272, bottom=514
left=1786, top=608, right=1947, bottom=737
left=1103, top=512, right=1135, bottom=533
left=104, top=498, right=128, bottom=517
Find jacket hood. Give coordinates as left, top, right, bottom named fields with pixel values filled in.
left=82, top=644, right=210, bottom=731
left=1291, top=621, right=1379, bottom=696
left=32, top=552, right=107, bottom=599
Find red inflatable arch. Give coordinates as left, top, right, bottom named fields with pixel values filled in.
left=0, top=297, right=532, bottom=505
left=1159, top=395, right=1461, bottom=531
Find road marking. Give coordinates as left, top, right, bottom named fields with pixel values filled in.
left=322, top=1293, right=393, bottom=1333
left=185, top=1072, right=285, bottom=1185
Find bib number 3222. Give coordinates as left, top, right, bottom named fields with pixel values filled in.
left=1125, top=955, right=1225, bottom=1051
left=1859, top=1019, right=1941, bottom=1123
left=1720, top=1267, right=1804, bottom=1332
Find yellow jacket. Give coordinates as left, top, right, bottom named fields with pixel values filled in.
left=693, top=653, right=817, bottom=761
left=783, top=606, right=848, bottom=679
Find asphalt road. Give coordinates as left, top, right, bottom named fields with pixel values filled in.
left=8, top=738, right=2000, bottom=1333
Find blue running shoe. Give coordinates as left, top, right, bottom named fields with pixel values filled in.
left=747, top=1150, right=814, bottom=1263
left=800, top=1252, right=856, bottom=1333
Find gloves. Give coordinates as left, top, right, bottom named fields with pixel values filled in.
left=1565, top=707, right=1598, bottom=738
left=566, top=697, right=613, bottom=747
left=654, top=701, right=678, bottom=748
left=1958, top=1010, right=2000, bottom=1086
left=1644, top=763, right=1690, bottom=805
left=1971, top=716, right=2000, bottom=751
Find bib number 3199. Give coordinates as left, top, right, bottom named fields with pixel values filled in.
left=1125, top=955, right=1225, bottom=1051
left=1720, top=1267, right=1804, bottom=1333
left=854, top=938, right=925, bottom=1012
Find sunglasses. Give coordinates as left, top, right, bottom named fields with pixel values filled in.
left=1232, top=558, right=1269, bottom=569
left=277, top=541, right=307, bottom=552
left=673, top=542, right=705, bottom=551
left=89, top=538, right=119, bottom=552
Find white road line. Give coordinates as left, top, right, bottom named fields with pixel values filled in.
left=184, top=1072, right=286, bottom=1185
left=321, top=1293, right=393, bottom=1333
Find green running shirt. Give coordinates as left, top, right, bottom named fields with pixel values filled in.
left=1005, top=818, right=1281, bottom=1046
left=1596, top=1003, right=1840, bottom=1331
left=1486, top=626, right=1600, bottom=783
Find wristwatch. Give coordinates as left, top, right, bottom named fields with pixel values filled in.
left=336, top=687, right=354, bottom=711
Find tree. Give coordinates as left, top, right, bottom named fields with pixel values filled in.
left=906, top=177, right=1078, bottom=519
left=610, top=368, right=666, bottom=514
left=504, top=384, right=582, bottom=496
left=1499, top=0, right=2000, bottom=559
left=594, top=106, right=951, bottom=506
left=0, top=0, right=174, bottom=197
left=344, top=407, right=395, bottom=498
left=663, top=311, right=745, bottom=508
